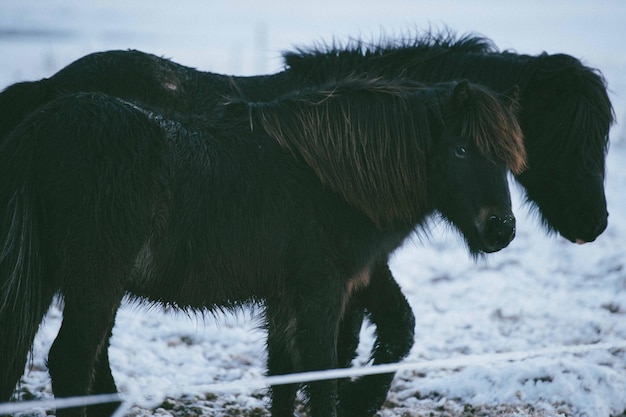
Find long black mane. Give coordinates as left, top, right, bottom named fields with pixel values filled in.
left=283, top=31, right=614, bottom=148
left=284, top=31, right=613, bottom=170
left=284, top=31, right=529, bottom=88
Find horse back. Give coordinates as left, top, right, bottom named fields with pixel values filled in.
left=14, top=93, right=405, bottom=312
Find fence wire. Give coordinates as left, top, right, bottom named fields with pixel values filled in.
left=2, top=340, right=625, bottom=416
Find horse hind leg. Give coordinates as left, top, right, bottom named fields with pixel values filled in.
left=0, top=280, right=57, bottom=402
left=48, top=279, right=125, bottom=417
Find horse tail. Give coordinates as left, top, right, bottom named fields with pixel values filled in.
left=0, top=113, right=55, bottom=401
left=0, top=79, right=52, bottom=143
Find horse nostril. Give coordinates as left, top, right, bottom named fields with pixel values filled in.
left=483, top=214, right=516, bottom=250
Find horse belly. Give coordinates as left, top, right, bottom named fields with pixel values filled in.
left=127, top=240, right=270, bottom=310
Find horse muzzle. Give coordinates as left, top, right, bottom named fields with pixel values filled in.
left=565, top=211, right=608, bottom=245
left=476, top=212, right=516, bottom=253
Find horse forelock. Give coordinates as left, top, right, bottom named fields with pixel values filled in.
left=459, top=84, right=526, bottom=174
left=250, top=78, right=443, bottom=228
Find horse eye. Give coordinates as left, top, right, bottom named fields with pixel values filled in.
left=454, top=146, right=467, bottom=158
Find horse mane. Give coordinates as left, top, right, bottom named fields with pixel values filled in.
left=529, top=53, right=614, bottom=173
left=283, top=29, right=505, bottom=83
left=230, top=77, right=525, bottom=229
left=284, top=29, right=497, bottom=71
left=250, top=77, right=436, bottom=228
left=283, top=29, right=612, bottom=178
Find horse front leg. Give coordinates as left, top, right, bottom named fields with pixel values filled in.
left=268, top=265, right=349, bottom=417
left=266, top=296, right=343, bottom=417
left=87, top=328, right=122, bottom=417
left=336, top=298, right=365, bottom=370
left=265, top=302, right=300, bottom=417
left=295, top=299, right=342, bottom=417
left=299, top=269, right=360, bottom=417
left=335, top=296, right=365, bottom=399
left=338, top=258, right=415, bottom=417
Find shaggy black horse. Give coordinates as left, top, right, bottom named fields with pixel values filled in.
left=0, top=31, right=612, bottom=416
left=0, top=78, right=525, bottom=417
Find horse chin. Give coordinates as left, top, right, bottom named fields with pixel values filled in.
left=464, top=239, right=507, bottom=258
left=478, top=237, right=514, bottom=254
left=481, top=244, right=507, bottom=254
left=464, top=228, right=514, bottom=257
left=554, top=217, right=606, bottom=245
left=533, top=192, right=608, bottom=245
left=563, top=235, right=593, bottom=245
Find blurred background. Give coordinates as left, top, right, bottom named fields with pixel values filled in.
left=0, top=1, right=624, bottom=105
left=2, top=0, right=625, bottom=140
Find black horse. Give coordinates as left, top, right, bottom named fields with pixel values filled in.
left=0, top=77, right=525, bottom=417
left=0, top=31, right=612, bottom=416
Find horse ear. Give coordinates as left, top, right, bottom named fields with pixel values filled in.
left=452, top=79, right=470, bottom=108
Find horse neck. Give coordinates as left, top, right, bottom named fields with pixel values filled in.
left=408, top=52, right=538, bottom=90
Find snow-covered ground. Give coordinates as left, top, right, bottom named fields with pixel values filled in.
left=1, top=1, right=626, bottom=416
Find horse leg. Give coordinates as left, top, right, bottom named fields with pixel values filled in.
left=296, top=308, right=341, bottom=417
left=48, top=286, right=123, bottom=417
left=294, top=267, right=352, bottom=417
left=334, top=297, right=365, bottom=398
left=337, top=299, right=365, bottom=369
left=266, top=264, right=347, bottom=417
left=0, top=281, right=57, bottom=403
left=265, top=303, right=299, bottom=417
left=86, top=328, right=122, bottom=417
left=338, top=259, right=415, bottom=417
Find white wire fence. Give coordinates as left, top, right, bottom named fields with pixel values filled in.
left=2, top=340, right=625, bottom=416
